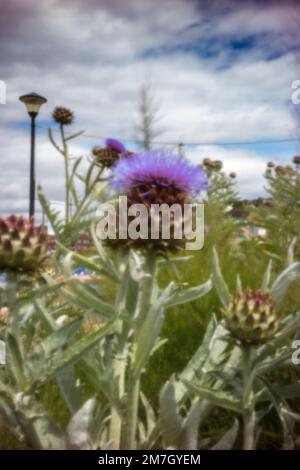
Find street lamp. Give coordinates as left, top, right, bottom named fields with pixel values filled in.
left=19, top=92, right=47, bottom=217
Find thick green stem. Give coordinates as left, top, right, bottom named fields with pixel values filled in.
left=122, top=253, right=157, bottom=450
left=243, top=409, right=256, bottom=450
left=6, top=271, right=19, bottom=337
left=60, top=124, right=70, bottom=224
left=134, top=254, right=157, bottom=331
left=123, top=372, right=141, bottom=450
left=109, top=355, right=126, bottom=449
left=109, top=251, right=129, bottom=450
left=242, top=345, right=255, bottom=450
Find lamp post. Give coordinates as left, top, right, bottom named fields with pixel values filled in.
left=19, top=92, right=47, bottom=218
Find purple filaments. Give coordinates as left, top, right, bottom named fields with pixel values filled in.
left=110, top=149, right=208, bottom=195
left=105, top=138, right=127, bottom=154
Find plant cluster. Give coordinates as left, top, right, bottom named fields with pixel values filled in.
left=0, top=110, right=299, bottom=450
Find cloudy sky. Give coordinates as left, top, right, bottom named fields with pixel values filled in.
left=1, top=0, right=300, bottom=218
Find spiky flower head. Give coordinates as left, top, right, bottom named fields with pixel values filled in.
left=106, top=138, right=126, bottom=153
left=221, top=288, right=280, bottom=345
left=52, top=106, right=74, bottom=125
left=109, top=150, right=208, bottom=252
left=229, top=172, right=236, bottom=179
left=267, top=161, right=275, bottom=168
left=111, top=149, right=208, bottom=195
left=92, top=138, right=133, bottom=168
left=0, top=215, right=48, bottom=272
left=275, top=165, right=285, bottom=176
left=202, top=158, right=223, bottom=174
left=293, top=155, right=300, bottom=166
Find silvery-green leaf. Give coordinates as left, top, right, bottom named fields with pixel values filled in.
left=36, top=317, right=115, bottom=385
left=6, top=333, right=27, bottom=388
left=91, top=221, right=119, bottom=280
left=180, top=316, right=218, bottom=383
left=34, top=298, right=58, bottom=332
left=57, top=366, right=82, bottom=413
left=287, top=237, right=297, bottom=266
left=254, top=348, right=291, bottom=375
left=159, top=378, right=182, bottom=448
left=182, top=381, right=242, bottom=414
left=165, top=277, right=212, bottom=308
left=259, top=378, right=295, bottom=449
left=140, top=393, right=156, bottom=438
left=129, top=250, right=145, bottom=282
left=212, top=247, right=231, bottom=307
left=15, top=396, right=66, bottom=450
left=158, top=256, right=194, bottom=268
left=133, top=284, right=173, bottom=375
left=261, top=259, right=272, bottom=291
left=67, top=398, right=96, bottom=449
left=271, top=262, right=300, bottom=305
left=58, top=243, right=118, bottom=281
left=180, top=400, right=202, bottom=449
left=133, top=305, right=164, bottom=375
left=211, top=419, right=239, bottom=450
left=236, top=274, right=243, bottom=293
left=60, top=281, right=115, bottom=320
left=37, top=319, right=82, bottom=357
left=282, top=409, right=300, bottom=422
left=257, top=312, right=300, bottom=361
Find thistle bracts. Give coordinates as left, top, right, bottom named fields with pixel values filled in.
left=52, top=106, right=74, bottom=125
left=221, top=288, right=280, bottom=345
left=293, top=155, right=300, bottom=166
left=0, top=215, right=48, bottom=272
left=92, top=138, right=133, bottom=168
left=202, top=158, right=223, bottom=175
left=109, top=183, right=194, bottom=252
left=109, top=149, right=208, bottom=253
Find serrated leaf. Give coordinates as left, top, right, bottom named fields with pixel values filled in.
left=261, top=259, right=272, bottom=291
left=183, top=381, right=242, bottom=414
left=133, top=284, right=174, bottom=375
left=159, top=379, right=182, bottom=448
left=37, top=319, right=82, bottom=357
left=212, top=248, right=231, bottom=307
left=58, top=243, right=118, bottom=281
left=65, top=280, right=115, bottom=319
left=140, top=393, right=156, bottom=439
left=35, top=318, right=115, bottom=385
left=180, top=400, right=202, bottom=449
left=211, top=419, right=239, bottom=450
left=67, top=398, right=96, bottom=449
left=6, top=333, right=27, bottom=388
left=166, top=278, right=212, bottom=308
left=271, top=262, right=300, bottom=305
left=57, top=366, right=82, bottom=413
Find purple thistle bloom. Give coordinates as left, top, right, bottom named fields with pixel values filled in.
left=110, top=149, right=208, bottom=194
left=106, top=138, right=126, bottom=154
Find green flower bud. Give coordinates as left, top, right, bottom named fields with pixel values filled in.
left=0, top=215, right=48, bottom=272
left=221, top=288, right=280, bottom=345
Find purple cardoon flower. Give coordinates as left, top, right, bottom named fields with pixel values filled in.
left=110, top=149, right=208, bottom=195
left=92, top=138, right=131, bottom=168
left=106, top=138, right=126, bottom=154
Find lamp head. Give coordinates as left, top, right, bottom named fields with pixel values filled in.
left=19, top=92, right=47, bottom=117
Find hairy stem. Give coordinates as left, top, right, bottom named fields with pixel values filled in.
left=122, top=253, right=157, bottom=450
left=60, top=124, right=70, bottom=224
left=6, top=271, right=19, bottom=338
left=242, top=345, right=255, bottom=450
left=109, top=251, right=130, bottom=449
